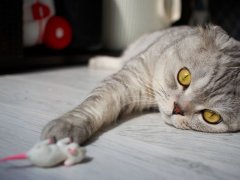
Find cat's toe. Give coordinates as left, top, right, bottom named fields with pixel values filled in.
left=172, top=117, right=190, bottom=130
left=41, top=119, right=87, bottom=144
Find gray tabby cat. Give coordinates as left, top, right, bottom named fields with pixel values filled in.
left=41, top=25, right=240, bottom=144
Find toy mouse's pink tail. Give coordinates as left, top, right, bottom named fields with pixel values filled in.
left=0, top=153, right=28, bottom=162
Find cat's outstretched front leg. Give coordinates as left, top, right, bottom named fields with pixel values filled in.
left=41, top=61, right=156, bottom=144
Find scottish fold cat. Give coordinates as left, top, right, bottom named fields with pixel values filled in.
left=41, top=25, right=240, bottom=144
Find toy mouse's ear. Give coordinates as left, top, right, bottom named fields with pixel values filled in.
left=48, top=136, right=57, bottom=144
left=68, top=148, right=77, bottom=156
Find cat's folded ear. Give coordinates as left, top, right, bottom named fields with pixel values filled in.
left=197, top=24, right=229, bottom=50
left=198, top=24, right=240, bottom=55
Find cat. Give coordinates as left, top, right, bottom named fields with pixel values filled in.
left=41, top=25, right=240, bottom=144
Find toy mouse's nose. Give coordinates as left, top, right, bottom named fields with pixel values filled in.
left=172, top=102, right=184, bottom=116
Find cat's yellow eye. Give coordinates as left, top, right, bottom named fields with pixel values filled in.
left=202, top=109, right=222, bottom=124
left=177, top=67, right=191, bottom=87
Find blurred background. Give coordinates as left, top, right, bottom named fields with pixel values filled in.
left=0, top=0, right=240, bottom=74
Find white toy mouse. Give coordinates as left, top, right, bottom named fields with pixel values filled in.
left=0, top=137, right=86, bottom=167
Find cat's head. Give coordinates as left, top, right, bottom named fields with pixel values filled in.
left=153, top=25, right=240, bottom=133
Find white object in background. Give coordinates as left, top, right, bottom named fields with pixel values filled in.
left=23, top=20, right=48, bottom=46
left=23, top=0, right=55, bottom=46
left=0, top=137, right=86, bottom=168
left=102, top=0, right=181, bottom=50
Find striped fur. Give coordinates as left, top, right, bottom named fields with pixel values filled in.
left=41, top=25, right=240, bottom=144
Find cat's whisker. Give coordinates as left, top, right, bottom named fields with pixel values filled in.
left=124, top=83, right=156, bottom=98
left=141, top=80, right=170, bottom=101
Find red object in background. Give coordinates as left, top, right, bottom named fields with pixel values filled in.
left=43, top=16, right=72, bottom=49
left=32, top=2, right=51, bottom=20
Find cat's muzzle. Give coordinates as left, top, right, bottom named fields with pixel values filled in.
left=172, top=102, right=184, bottom=116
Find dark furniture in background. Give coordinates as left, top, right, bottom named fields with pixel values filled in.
left=209, top=0, right=240, bottom=41
left=0, top=0, right=240, bottom=74
left=55, top=0, right=102, bottom=50
left=0, top=0, right=107, bottom=74
left=0, top=0, right=23, bottom=61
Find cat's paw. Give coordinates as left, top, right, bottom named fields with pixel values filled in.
left=41, top=118, right=88, bottom=144
left=172, top=116, right=190, bottom=130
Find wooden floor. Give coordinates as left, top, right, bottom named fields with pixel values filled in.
left=0, top=66, right=240, bottom=180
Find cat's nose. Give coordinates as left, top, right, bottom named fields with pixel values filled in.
left=172, top=102, right=184, bottom=116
